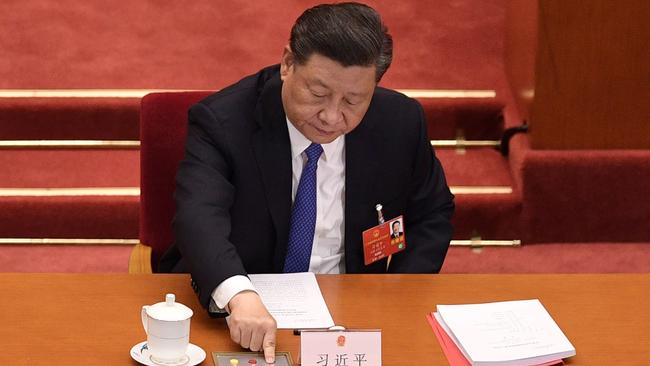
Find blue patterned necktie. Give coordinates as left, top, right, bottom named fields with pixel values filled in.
left=283, top=143, right=323, bottom=273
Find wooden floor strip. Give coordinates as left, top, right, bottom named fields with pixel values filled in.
left=0, top=238, right=139, bottom=245
left=0, top=89, right=496, bottom=99
left=1, top=139, right=502, bottom=149
left=431, top=140, right=500, bottom=148
left=0, top=89, right=175, bottom=98
left=0, top=237, right=520, bottom=247
left=0, top=187, right=511, bottom=196
left=451, top=239, right=521, bottom=247
left=0, top=188, right=140, bottom=196
left=0, top=140, right=140, bottom=149
left=450, top=186, right=513, bottom=194
left=401, top=89, right=496, bottom=98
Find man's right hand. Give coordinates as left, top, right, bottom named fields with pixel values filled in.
left=227, top=290, right=277, bottom=364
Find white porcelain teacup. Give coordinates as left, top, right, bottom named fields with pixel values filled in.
left=141, top=293, right=193, bottom=365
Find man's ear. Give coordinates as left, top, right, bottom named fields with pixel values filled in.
left=280, top=45, right=294, bottom=80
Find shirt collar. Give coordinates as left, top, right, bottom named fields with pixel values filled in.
left=286, top=117, right=343, bottom=161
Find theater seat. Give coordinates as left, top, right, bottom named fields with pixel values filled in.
left=130, top=92, right=212, bottom=273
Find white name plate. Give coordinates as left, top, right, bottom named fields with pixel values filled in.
left=300, top=329, right=381, bottom=365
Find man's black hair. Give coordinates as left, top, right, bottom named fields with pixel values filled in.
left=289, top=2, right=393, bottom=82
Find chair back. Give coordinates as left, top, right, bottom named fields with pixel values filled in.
left=140, top=91, right=212, bottom=271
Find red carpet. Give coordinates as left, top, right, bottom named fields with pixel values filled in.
left=443, top=243, right=650, bottom=273
left=0, top=245, right=132, bottom=273
left=1, top=1, right=508, bottom=142
left=0, top=0, right=505, bottom=90
left=0, top=196, right=138, bottom=238
left=452, top=194, right=521, bottom=240
left=422, top=99, right=504, bottom=140
left=437, top=147, right=521, bottom=239
left=1, top=96, right=506, bottom=142
left=0, top=97, right=140, bottom=140
left=437, top=148, right=513, bottom=187
left=0, top=149, right=138, bottom=187
left=3, top=242, right=647, bottom=274
left=0, top=150, right=140, bottom=239
left=521, top=150, right=650, bottom=243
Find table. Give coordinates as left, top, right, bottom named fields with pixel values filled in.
left=1, top=273, right=649, bottom=365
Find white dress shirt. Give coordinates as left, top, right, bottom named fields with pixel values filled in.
left=211, top=118, right=346, bottom=310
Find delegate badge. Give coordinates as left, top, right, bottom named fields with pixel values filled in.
left=362, top=215, right=406, bottom=265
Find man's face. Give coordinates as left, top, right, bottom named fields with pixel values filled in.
left=393, top=222, right=400, bottom=232
left=280, top=47, right=377, bottom=144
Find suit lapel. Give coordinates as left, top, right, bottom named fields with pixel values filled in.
left=344, top=109, right=384, bottom=272
left=251, top=76, right=292, bottom=272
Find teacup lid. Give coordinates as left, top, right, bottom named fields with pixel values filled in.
left=146, top=294, right=193, bottom=321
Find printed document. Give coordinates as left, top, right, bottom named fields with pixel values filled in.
left=435, top=299, right=575, bottom=366
left=249, top=272, right=335, bottom=329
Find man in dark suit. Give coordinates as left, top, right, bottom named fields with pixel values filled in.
left=160, top=2, right=454, bottom=363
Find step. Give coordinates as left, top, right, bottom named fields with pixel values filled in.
left=0, top=149, right=139, bottom=187
left=418, top=98, right=504, bottom=140
left=1, top=146, right=521, bottom=242
left=451, top=194, right=521, bottom=240
left=0, top=149, right=139, bottom=238
left=442, top=242, right=650, bottom=273
left=0, top=97, right=140, bottom=140
left=7, top=242, right=648, bottom=273
left=0, top=93, right=503, bottom=141
left=0, top=244, right=133, bottom=272
left=0, top=195, right=139, bottom=238
left=521, top=149, right=650, bottom=243
left=437, top=147, right=512, bottom=186
left=437, top=147, right=521, bottom=240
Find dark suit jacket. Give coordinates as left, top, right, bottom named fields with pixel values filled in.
left=160, top=65, right=454, bottom=308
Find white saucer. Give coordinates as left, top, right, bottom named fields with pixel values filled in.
left=130, top=341, right=206, bottom=366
